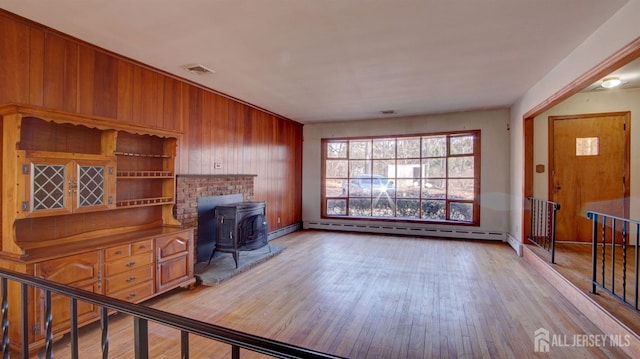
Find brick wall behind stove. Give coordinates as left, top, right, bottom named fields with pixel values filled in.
left=175, top=175, right=255, bottom=259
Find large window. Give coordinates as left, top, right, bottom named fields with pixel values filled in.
left=322, top=131, right=480, bottom=225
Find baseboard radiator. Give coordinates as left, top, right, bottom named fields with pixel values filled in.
left=304, top=220, right=505, bottom=241
left=268, top=222, right=303, bottom=241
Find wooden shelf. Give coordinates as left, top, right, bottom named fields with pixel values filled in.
left=117, top=171, right=173, bottom=178
left=115, top=151, right=170, bottom=158
left=116, top=197, right=174, bottom=208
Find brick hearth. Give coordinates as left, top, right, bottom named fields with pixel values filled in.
left=174, top=174, right=256, bottom=260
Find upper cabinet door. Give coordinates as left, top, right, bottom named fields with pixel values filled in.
left=73, top=158, right=116, bottom=213
left=23, top=156, right=75, bottom=217
left=19, top=155, right=115, bottom=218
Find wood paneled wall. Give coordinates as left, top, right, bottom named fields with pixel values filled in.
left=0, top=10, right=302, bottom=231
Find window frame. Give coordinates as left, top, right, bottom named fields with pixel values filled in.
left=321, top=130, right=481, bottom=225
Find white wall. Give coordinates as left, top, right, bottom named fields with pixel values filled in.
left=509, top=0, right=640, bottom=244
left=533, top=89, right=640, bottom=217
left=302, top=108, right=511, bottom=234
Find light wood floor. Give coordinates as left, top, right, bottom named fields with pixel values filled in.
left=528, top=242, right=640, bottom=336
left=45, top=230, right=629, bottom=358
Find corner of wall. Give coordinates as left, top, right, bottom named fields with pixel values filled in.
left=506, top=233, right=523, bottom=257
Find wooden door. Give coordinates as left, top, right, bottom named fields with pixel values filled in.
left=550, top=113, right=629, bottom=242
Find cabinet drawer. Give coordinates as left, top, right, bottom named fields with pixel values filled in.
left=105, top=244, right=131, bottom=261
left=105, top=252, right=152, bottom=276
left=109, top=281, right=154, bottom=303
left=105, top=239, right=153, bottom=260
left=132, top=239, right=152, bottom=255
left=35, top=251, right=101, bottom=285
left=105, top=266, right=153, bottom=295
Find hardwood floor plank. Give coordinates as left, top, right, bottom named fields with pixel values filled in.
left=44, top=230, right=632, bottom=358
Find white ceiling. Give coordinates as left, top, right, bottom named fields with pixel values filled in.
left=0, top=0, right=631, bottom=123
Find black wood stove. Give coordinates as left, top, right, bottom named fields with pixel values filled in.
left=207, top=201, right=269, bottom=268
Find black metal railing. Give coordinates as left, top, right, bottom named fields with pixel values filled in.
left=527, top=197, right=561, bottom=263
left=587, top=211, right=640, bottom=312
left=0, top=268, right=347, bottom=359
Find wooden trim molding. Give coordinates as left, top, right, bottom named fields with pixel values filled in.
left=521, top=37, right=640, bottom=245
left=0, top=103, right=182, bottom=138
left=524, top=37, right=640, bottom=119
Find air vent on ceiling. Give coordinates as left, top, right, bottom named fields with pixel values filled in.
left=380, top=110, right=396, bottom=115
left=181, top=64, right=215, bottom=75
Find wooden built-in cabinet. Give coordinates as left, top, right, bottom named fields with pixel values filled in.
left=0, top=104, right=195, bottom=354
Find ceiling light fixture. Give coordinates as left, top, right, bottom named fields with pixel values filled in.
left=601, top=77, right=622, bottom=88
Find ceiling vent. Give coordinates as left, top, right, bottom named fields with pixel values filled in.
left=181, top=64, right=215, bottom=75
left=380, top=110, right=396, bottom=115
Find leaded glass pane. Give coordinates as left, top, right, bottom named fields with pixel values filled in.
left=78, top=165, right=105, bottom=207
left=32, top=164, right=65, bottom=210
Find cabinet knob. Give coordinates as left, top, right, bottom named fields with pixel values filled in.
left=126, top=261, right=136, bottom=267
left=115, top=250, right=123, bottom=255
left=127, top=293, right=137, bottom=299
left=126, top=276, right=136, bottom=283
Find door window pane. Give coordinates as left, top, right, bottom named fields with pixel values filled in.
left=576, top=137, right=599, bottom=156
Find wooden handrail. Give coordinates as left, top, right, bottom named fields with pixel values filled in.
left=0, top=268, right=346, bottom=359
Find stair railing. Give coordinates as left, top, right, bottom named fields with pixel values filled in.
left=587, top=211, right=640, bottom=312
left=0, top=268, right=346, bottom=359
left=527, top=197, right=561, bottom=263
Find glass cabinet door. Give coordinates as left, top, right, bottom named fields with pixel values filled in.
left=74, top=159, right=115, bottom=213
left=28, top=158, right=74, bottom=215
left=22, top=157, right=115, bottom=217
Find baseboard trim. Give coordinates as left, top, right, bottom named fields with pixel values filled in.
left=304, top=220, right=505, bottom=241
left=268, top=222, right=302, bottom=241
left=506, top=233, right=523, bottom=256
